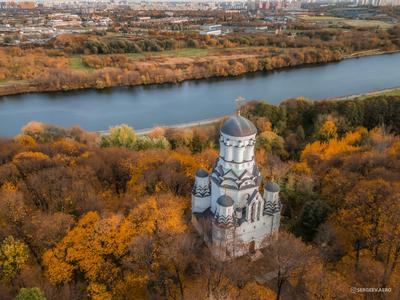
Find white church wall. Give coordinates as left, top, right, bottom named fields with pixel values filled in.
left=264, top=191, right=272, bottom=202
left=225, top=144, right=233, bottom=161
left=209, top=190, right=281, bottom=260
left=196, top=176, right=209, bottom=187
left=210, top=180, right=221, bottom=213
left=272, top=213, right=281, bottom=231
left=235, top=214, right=275, bottom=247
left=219, top=139, right=225, bottom=158
left=216, top=185, right=259, bottom=210
left=192, top=195, right=211, bottom=213
left=220, top=132, right=256, bottom=165
left=211, top=223, right=237, bottom=260
left=210, top=212, right=277, bottom=260
left=243, top=144, right=253, bottom=161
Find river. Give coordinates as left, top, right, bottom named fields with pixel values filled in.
left=1, top=52, right=400, bottom=136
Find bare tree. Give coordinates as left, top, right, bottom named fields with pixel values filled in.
left=259, top=231, right=317, bottom=300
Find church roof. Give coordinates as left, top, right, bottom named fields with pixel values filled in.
left=265, top=181, right=280, bottom=193
left=220, top=115, right=257, bottom=137
left=217, top=195, right=234, bottom=207
left=196, top=168, right=209, bottom=178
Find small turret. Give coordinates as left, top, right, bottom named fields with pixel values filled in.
left=264, top=181, right=280, bottom=194
left=215, top=195, right=234, bottom=225
left=263, top=181, right=281, bottom=216
left=192, top=169, right=211, bottom=213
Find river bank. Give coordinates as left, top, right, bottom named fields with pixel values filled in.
left=0, top=47, right=340, bottom=97
left=343, top=49, right=400, bottom=59
left=116, top=87, right=400, bottom=136
left=1, top=48, right=399, bottom=98
left=2, top=52, right=400, bottom=136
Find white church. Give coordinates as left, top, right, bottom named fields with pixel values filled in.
left=191, top=113, right=282, bottom=261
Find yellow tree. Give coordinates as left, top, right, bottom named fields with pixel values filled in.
left=336, top=179, right=398, bottom=266
left=128, top=149, right=207, bottom=196
left=239, top=282, right=277, bottom=300
left=301, top=127, right=367, bottom=164
left=302, top=261, right=350, bottom=299
left=317, top=119, right=337, bottom=142
left=43, top=194, right=187, bottom=299
left=43, top=211, right=133, bottom=299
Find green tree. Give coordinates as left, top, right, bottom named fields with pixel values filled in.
left=186, top=39, right=199, bottom=48
left=135, top=136, right=170, bottom=151
left=295, top=200, right=331, bottom=242
left=338, top=100, right=364, bottom=128
left=257, top=130, right=287, bottom=157
left=14, top=287, right=46, bottom=300
left=363, top=97, right=388, bottom=129
left=100, top=124, right=137, bottom=149
left=249, top=102, right=283, bottom=128
left=296, top=125, right=305, bottom=142
left=190, top=133, right=203, bottom=154
left=279, top=98, right=314, bottom=131
left=0, top=236, right=29, bottom=282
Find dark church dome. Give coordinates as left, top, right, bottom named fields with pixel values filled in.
left=220, top=116, right=257, bottom=137
left=195, top=168, right=209, bottom=178
left=217, top=195, right=234, bottom=207
left=265, top=181, right=280, bottom=193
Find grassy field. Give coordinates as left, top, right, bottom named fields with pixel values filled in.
left=345, top=49, right=400, bottom=58
left=299, top=15, right=392, bottom=29
left=299, top=16, right=345, bottom=21
left=329, top=88, right=400, bottom=102
left=69, top=47, right=251, bottom=70
left=127, top=48, right=210, bottom=60
left=68, top=48, right=214, bottom=66
left=382, top=90, right=400, bottom=97
left=126, top=46, right=272, bottom=61
left=366, top=88, right=400, bottom=97
left=342, top=19, right=392, bottom=29
left=69, top=56, right=94, bottom=72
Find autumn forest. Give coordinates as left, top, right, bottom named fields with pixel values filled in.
left=0, top=92, right=400, bottom=299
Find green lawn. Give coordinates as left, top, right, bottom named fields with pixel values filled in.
left=127, top=46, right=273, bottom=61
left=299, top=16, right=345, bottom=21
left=342, top=19, right=392, bottom=29
left=376, top=89, right=400, bottom=97
left=299, top=15, right=392, bottom=29
left=127, top=48, right=210, bottom=60
left=69, top=56, right=94, bottom=72
left=67, top=47, right=260, bottom=69
left=358, top=89, right=400, bottom=100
